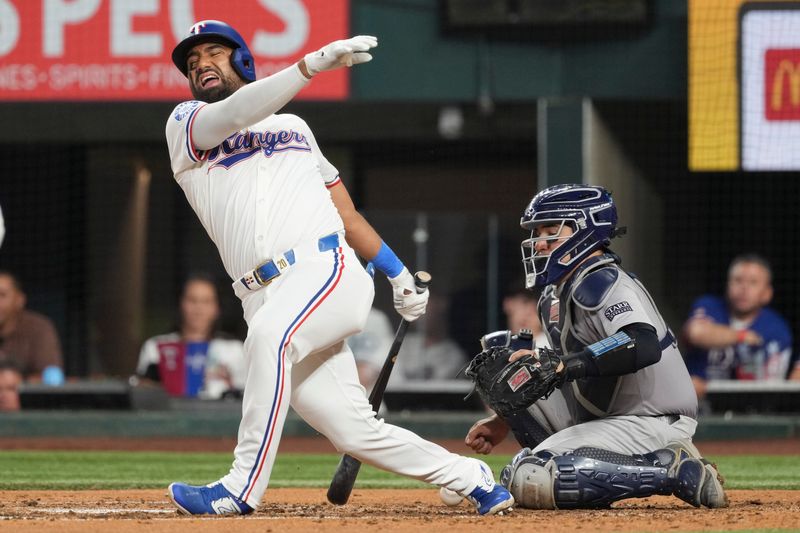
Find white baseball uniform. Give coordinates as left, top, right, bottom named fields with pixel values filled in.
left=166, top=86, right=485, bottom=507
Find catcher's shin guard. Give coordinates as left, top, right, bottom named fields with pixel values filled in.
left=502, top=447, right=677, bottom=509
left=504, top=445, right=728, bottom=510
left=552, top=454, right=673, bottom=508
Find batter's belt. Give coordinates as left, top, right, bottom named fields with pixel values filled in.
left=233, top=233, right=341, bottom=299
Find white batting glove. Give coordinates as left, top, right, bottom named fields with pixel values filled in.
left=388, top=267, right=429, bottom=322
left=303, top=35, right=378, bottom=76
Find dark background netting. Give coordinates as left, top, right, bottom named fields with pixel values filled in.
left=1, top=0, right=798, bottom=380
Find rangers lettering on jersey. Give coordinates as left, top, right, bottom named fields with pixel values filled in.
left=207, top=130, right=311, bottom=169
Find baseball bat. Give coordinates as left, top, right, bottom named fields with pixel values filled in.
left=326, top=271, right=432, bottom=505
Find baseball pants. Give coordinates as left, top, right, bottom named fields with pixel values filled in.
left=221, top=240, right=483, bottom=508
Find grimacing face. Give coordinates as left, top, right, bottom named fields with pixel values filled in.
left=186, top=42, right=246, bottom=102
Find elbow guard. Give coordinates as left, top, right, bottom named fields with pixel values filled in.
left=561, top=323, right=660, bottom=380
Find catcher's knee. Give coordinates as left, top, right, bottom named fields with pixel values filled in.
left=500, top=448, right=557, bottom=509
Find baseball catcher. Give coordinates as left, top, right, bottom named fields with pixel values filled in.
left=456, top=184, right=728, bottom=510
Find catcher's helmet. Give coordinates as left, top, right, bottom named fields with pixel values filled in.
left=520, top=184, right=620, bottom=288
left=172, top=20, right=256, bottom=83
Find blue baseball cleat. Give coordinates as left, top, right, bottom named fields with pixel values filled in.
left=465, top=462, right=515, bottom=515
left=168, top=481, right=254, bottom=515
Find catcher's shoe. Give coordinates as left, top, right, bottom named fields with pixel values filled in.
left=673, top=459, right=729, bottom=509
left=464, top=461, right=515, bottom=515
left=664, top=438, right=703, bottom=464
left=168, top=481, right=254, bottom=515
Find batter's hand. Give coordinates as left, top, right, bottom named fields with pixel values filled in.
left=303, top=35, right=378, bottom=76
left=388, top=267, right=429, bottom=322
left=465, top=414, right=509, bottom=454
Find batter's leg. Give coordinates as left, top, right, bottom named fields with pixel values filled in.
left=219, top=245, right=374, bottom=508
left=291, top=341, right=514, bottom=514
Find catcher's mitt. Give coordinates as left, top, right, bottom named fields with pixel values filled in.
left=464, top=346, right=564, bottom=417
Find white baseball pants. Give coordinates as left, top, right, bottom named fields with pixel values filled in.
left=221, top=239, right=483, bottom=508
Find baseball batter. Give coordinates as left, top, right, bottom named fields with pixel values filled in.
left=164, top=21, right=513, bottom=516
left=458, top=184, right=728, bottom=510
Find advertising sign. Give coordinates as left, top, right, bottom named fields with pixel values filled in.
left=740, top=4, right=800, bottom=170
left=0, top=0, right=349, bottom=101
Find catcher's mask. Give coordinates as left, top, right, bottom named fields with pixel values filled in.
left=172, top=20, right=256, bottom=83
left=520, top=184, right=623, bottom=288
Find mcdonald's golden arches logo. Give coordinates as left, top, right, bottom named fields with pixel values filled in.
left=766, top=49, right=800, bottom=121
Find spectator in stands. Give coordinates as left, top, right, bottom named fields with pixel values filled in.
left=391, top=293, right=467, bottom=383
left=684, top=254, right=793, bottom=399
left=347, top=307, right=394, bottom=392
left=0, top=270, right=64, bottom=381
left=0, top=360, right=22, bottom=412
left=502, top=285, right=549, bottom=348
left=137, top=273, right=246, bottom=399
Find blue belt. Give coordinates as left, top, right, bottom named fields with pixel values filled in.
left=237, top=233, right=340, bottom=294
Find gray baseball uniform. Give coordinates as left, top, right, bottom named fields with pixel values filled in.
left=529, top=253, right=698, bottom=455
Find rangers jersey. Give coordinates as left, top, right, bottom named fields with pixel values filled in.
left=166, top=101, right=344, bottom=283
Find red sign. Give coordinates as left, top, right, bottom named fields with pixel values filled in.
left=765, top=48, right=800, bottom=121
left=0, top=0, right=348, bottom=101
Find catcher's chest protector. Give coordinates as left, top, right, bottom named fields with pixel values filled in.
left=537, top=255, right=625, bottom=421
left=538, top=256, right=619, bottom=355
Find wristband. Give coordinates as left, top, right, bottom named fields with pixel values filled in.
left=735, top=329, right=747, bottom=344
left=371, top=241, right=404, bottom=278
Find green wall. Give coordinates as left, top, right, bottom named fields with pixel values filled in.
left=351, top=0, right=687, bottom=101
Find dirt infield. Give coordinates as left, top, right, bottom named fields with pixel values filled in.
left=0, top=488, right=798, bottom=532
left=0, top=437, right=796, bottom=531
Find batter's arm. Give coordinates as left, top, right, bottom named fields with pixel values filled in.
left=190, top=65, right=310, bottom=150
left=329, top=181, right=429, bottom=322
left=328, top=181, right=382, bottom=259
left=192, top=36, right=378, bottom=151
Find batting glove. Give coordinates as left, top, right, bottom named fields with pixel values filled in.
left=303, top=35, right=378, bottom=76
left=388, top=267, right=429, bottom=322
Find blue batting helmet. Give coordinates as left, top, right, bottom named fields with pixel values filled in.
left=172, top=20, right=256, bottom=83
left=520, top=184, right=620, bottom=288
